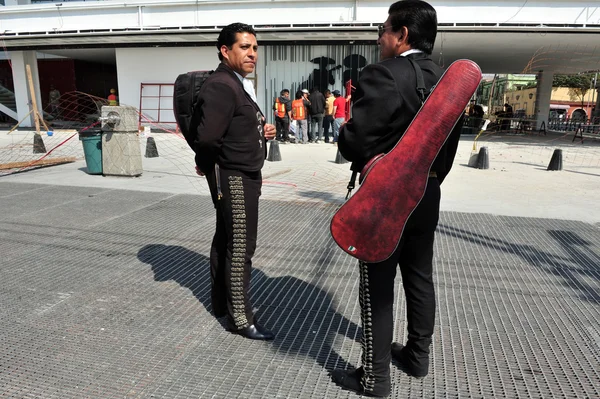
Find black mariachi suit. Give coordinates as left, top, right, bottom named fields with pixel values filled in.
left=194, top=63, right=267, bottom=329
left=338, top=52, right=461, bottom=391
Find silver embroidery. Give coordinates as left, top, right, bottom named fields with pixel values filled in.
left=359, top=261, right=376, bottom=392
left=228, top=175, right=249, bottom=329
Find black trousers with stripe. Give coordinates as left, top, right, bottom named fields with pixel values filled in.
left=358, top=178, right=441, bottom=388
left=207, top=166, right=261, bottom=329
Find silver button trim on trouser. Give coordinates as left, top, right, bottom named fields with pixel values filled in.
left=359, top=261, right=376, bottom=392
left=229, top=176, right=249, bottom=329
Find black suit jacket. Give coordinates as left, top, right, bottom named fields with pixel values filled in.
left=338, top=53, right=461, bottom=184
left=194, top=63, right=267, bottom=174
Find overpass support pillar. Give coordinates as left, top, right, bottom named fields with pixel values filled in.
left=10, top=51, right=42, bottom=128
left=534, top=70, right=553, bottom=130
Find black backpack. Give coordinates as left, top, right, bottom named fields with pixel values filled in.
left=173, top=70, right=213, bottom=150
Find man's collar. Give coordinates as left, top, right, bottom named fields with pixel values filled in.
left=233, top=70, right=244, bottom=83
left=399, top=49, right=424, bottom=57
left=218, top=63, right=244, bottom=86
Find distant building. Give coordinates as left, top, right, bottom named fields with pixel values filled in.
left=477, top=75, right=537, bottom=114
left=505, top=85, right=597, bottom=121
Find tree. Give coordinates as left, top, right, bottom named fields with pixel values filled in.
left=552, top=74, right=594, bottom=107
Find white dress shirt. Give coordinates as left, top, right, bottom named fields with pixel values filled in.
left=234, top=71, right=258, bottom=104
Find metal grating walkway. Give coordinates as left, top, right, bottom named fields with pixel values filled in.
left=0, top=182, right=598, bottom=398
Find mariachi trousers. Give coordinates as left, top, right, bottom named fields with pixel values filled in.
left=206, top=165, right=261, bottom=329
left=358, top=177, right=440, bottom=390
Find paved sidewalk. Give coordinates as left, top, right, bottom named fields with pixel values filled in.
left=1, top=133, right=599, bottom=398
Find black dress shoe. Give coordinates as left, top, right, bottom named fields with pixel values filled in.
left=213, top=310, right=227, bottom=318
left=228, top=323, right=274, bottom=341
left=391, top=342, right=429, bottom=378
left=330, top=367, right=390, bottom=398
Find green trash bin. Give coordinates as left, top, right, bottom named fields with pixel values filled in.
left=79, top=130, right=103, bottom=175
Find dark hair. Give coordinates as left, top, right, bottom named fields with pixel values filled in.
left=388, top=0, right=437, bottom=55
left=280, top=89, right=289, bottom=96
left=325, top=89, right=331, bottom=95
left=217, top=23, right=257, bottom=61
left=295, top=90, right=303, bottom=100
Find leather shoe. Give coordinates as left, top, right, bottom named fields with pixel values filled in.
left=228, top=323, right=274, bottom=341
left=330, top=367, right=390, bottom=398
left=391, top=342, right=428, bottom=378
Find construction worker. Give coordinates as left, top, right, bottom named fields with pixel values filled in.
left=108, top=89, right=119, bottom=106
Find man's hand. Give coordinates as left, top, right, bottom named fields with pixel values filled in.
left=195, top=166, right=205, bottom=177
left=264, top=123, right=276, bottom=140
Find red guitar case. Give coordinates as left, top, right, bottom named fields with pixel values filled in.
left=330, top=59, right=482, bottom=263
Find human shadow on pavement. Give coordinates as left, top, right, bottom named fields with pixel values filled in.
left=297, top=190, right=346, bottom=205
left=138, top=244, right=361, bottom=372
left=437, top=224, right=600, bottom=303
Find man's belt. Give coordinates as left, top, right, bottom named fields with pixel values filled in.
left=429, top=171, right=437, bottom=178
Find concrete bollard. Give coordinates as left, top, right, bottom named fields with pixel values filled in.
left=468, top=146, right=489, bottom=169
left=547, top=149, right=563, bottom=171
left=335, top=149, right=348, bottom=164
left=267, top=140, right=282, bottom=162
left=145, top=136, right=159, bottom=158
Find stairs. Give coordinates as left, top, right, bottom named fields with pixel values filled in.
left=0, top=85, right=18, bottom=122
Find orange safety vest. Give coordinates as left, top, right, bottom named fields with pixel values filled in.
left=108, top=94, right=118, bottom=106
left=292, top=99, right=305, bottom=120
left=274, top=98, right=286, bottom=118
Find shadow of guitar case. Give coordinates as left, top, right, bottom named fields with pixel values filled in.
left=330, top=59, right=482, bottom=263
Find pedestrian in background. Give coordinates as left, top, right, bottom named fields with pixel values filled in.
left=273, top=89, right=292, bottom=143
left=309, top=87, right=326, bottom=142
left=332, top=89, right=346, bottom=144
left=292, top=90, right=309, bottom=143
left=323, top=89, right=335, bottom=143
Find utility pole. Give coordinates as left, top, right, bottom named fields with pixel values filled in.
left=487, top=74, right=498, bottom=117
left=593, top=72, right=600, bottom=121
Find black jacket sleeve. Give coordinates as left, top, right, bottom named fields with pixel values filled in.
left=194, top=81, right=236, bottom=173
left=338, top=64, right=403, bottom=171
left=434, top=115, right=463, bottom=184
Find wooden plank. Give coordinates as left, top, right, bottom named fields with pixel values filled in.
left=25, top=64, right=41, bottom=136
left=0, top=156, right=78, bottom=170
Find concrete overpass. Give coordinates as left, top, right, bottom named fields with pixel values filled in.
left=2, top=0, right=600, bottom=126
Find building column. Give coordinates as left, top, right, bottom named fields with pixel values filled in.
left=10, top=51, right=42, bottom=128
left=533, top=70, right=553, bottom=130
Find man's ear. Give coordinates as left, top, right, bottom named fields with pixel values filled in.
left=397, top=26, right=409, bottom=46
left=220, top=45, right=229, bottom=61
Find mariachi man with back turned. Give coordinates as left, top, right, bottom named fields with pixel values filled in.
left=331, top=1, right=462, bottom=397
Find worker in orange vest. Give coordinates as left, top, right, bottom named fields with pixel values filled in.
left=273, top=89, right=292, bottom=142
left=108, top=88, right=119, bottom=106
left=292, top=90, right=310, bottom=143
